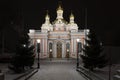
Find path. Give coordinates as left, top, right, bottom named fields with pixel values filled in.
left=29, top=59, right=86, bottom=80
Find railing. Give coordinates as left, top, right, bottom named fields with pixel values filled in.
left=35, top=30, right=41, bottom=34
left=30, top=30, right=86, bottom=33
left=78, top=30, right=85, bottom=32
left=14, top=68, right=38, bottom=80
left=76, top=65, right=106, bottom=80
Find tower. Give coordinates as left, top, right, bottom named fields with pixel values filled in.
left=41, top=10, right=53, bottom=31
left=45, top=10, right=50, bottom=24
left=56, top=3, right=63, bottom=19
left=70, top=12, right=75, bottom=24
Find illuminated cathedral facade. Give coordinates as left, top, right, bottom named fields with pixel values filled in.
left=28, top=4, right=89, bottom=58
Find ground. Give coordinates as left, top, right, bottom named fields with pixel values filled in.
left=29, top=59, right=86, bottom=80
left=0, top=58, right=120, bottom=80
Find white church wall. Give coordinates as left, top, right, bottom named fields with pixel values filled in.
left=28, top=3, right=87, bottom=59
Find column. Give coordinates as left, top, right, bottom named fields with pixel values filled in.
left=44, top=38, right=48, bottom=58
left=71, top=38, right=74, bottom=57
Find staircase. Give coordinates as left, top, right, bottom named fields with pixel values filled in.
left=113, top=70, right=120, bottom=80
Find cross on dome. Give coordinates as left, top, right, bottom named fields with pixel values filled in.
left=45, top=10, right=50, bottom=24
left=57, top=1, right=63, bottom=10
left=70, top=11, right=75, bottom=23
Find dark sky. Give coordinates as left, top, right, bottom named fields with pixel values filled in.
left=0, top=0, right=120, bottom=46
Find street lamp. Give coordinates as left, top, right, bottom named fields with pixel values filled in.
left=67, top=49, right=69, bottom=60
left=23, top=44, right=26, bottom=47
left=108, top=47, right=112, bottom=80
left=49, top=49, right=52, bottom=61
left=37, top=39, right=40, bottom=69
left=76, top=39, right=80, bottom=68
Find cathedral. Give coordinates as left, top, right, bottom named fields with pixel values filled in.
left=28, top=4, right=89, bottom=58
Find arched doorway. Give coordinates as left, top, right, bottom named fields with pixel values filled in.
left=57, top=42, right=62, bottom=58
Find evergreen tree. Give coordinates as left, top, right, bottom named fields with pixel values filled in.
left=81, top=29, right=107, bottom=71
left=9, top=33, right=35, bottom=73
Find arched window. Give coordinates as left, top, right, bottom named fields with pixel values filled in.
left=66, top=43, right=70, bottom=49
left=78, top=42, right=82, bottom=52
left=49, top=43, right=52, bottom=49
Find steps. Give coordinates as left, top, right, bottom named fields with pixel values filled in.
left=113, top=70, right=120, bottom=80
left=40, top=58, right=76, bottom=63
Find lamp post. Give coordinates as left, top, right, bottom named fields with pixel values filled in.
left=23, top=44, right=26, bottom=47
left=108, top=47, right=112, bottom=80
left=76, top=39, right=80, bottom=68
left=67, top=49, right=69, bottom=60
left=49, top=49, right=52, bottom=61
left=37, top=39, right=40, bottom=69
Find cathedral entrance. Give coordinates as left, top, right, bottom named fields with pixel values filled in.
left=57, top=42, right=62, bottom=58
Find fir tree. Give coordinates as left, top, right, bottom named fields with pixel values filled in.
left=9, top=33, right=35, bottom=73
left=81, top=29, right=107, bottom=71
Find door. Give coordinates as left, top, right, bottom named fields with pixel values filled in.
left=57, top=42, right=62, bottom=58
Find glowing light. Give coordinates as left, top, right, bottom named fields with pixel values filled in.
left=23, top=44, right=26, bottom=47
left=50, top=49, right=52, bottom=52
left=77, top=39, right=80, bottom=42
left=67, top=49, right=69, bottom=52
left=37, top=39, right=40, bottom=43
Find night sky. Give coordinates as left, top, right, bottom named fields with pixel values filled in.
left=0, top=0, right=120, bottom=47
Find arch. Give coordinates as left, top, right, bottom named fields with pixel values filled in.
left=53, top=39, right=65, bottom=58
left=66, top=43, right=70, bottom=58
